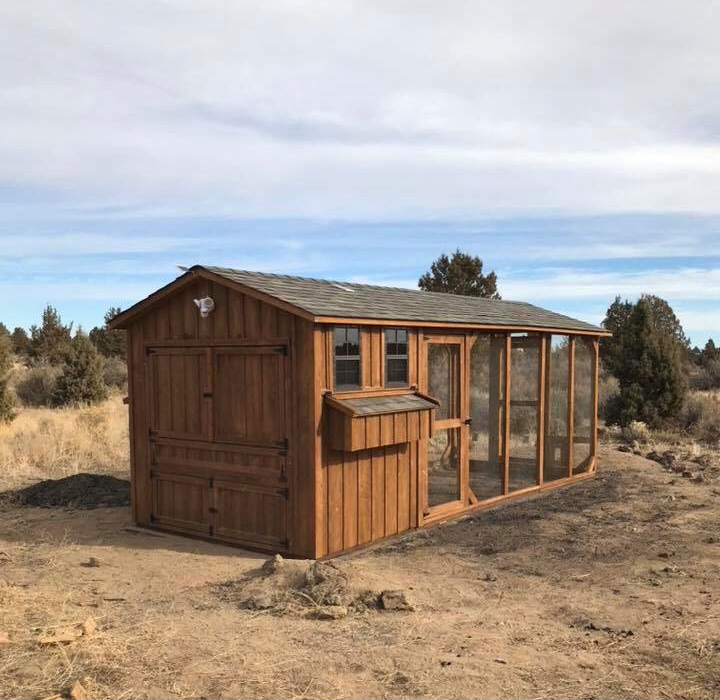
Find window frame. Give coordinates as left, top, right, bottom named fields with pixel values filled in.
left=384, top=327, right=409, bottom=387
left=333, top=325, right=361, bottom=391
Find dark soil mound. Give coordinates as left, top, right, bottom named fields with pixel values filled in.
left=4, top=473, right=130, bottom=509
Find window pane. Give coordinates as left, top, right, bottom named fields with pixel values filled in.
left=545, top=335, right=569, bottom=482
left=334, top=327, right=347, bottom=356
left=386, top=358, right=408, bottom=384
left=335, top=359, right=360, bottom=387
left=509, top=335, right=539, bottom=492
left=573, top=338, right=594, bottom=474
left=469, top=335, right=505, bottom=501
left=397, top=329, right=407, bottom=343
left=428, top=344, right=460, bottom=420
left=428, top=427, right=460, bottom=507
left=346, top=327, right=359, bottom=355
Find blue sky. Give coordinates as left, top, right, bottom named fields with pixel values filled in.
left=1, top=2, right=719, bottom=345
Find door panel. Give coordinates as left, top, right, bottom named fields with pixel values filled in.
left=151, top=472, right=212, bottom=534
left=468, top=335, right=506, bottom=501
left=427, top=426, right=461, bottom=507
left=509, top=335, right=541, bottom=492
left=213, top=346, right=287, bottom=448
left=146, top=343, right=290, bottom=551
left=148, top=348, right=209, bottom=440
left=424, top=336, right=467, bottom=517
left=213, top=480, right=287, bottom=546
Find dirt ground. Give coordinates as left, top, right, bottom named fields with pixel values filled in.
left=1, top=445, right=719, bottom=700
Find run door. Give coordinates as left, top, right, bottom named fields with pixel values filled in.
left=422, top=334, right=469, bottom=521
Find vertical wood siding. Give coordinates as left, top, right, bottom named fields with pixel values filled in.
left=127, top=279, right=315, bottom=554
left=324, top=442, right=418, bottom=556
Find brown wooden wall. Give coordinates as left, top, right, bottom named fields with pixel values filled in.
left=315, top=326, right=423, bottom=557
left=325, top=443, right=419, bottom=556
left=126, top=277, right=319, bottom=557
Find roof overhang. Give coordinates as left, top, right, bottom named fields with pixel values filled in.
left=109, top=264, right=611, bottom=337
left=108, top=265, right=315, bottom=330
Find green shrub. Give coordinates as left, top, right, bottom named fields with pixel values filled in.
left=623, top=420, right=651, bottom=443
left=598, top=371, right=619, bottom=421
left=680, top=392, right=720, bottom=445
left=102, top=356, right=128, bottom=389
left=53, top=333, right=108, bottom=407
left=0, top=334, right=15, bottom=423
left=14, top=365, right=62, bottom=407
left=690, top=360, right=720, bottom=390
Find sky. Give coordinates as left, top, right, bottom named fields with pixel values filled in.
left=1, top=1, right=719, bottom=345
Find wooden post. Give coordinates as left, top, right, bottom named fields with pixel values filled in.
left=591, top=337, right=600, bottom=469
left=567, top=336, right=576, bottom=479
left=488, top=335, right=503, bottom=471
left=503, top=334, right=512, bottom=494
left=536, top=334, right=547, bottom=486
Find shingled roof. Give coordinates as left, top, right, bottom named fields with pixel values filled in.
left=203, top=266, right=604, bottom=333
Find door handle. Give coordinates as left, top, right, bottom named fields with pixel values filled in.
left=463, top=417, right=472, bottom=425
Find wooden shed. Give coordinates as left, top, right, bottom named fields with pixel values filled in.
left=110, top=265, right=609, bottom=558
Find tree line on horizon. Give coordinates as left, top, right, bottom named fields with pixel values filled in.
left=0, top=305, right=125, bottom=422
left=0, top=250, right=717, bottom=441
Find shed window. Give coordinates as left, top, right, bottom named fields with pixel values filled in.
left=334, top=326, right=361, bottom=390
left=385, top=328, right=408, bottom=386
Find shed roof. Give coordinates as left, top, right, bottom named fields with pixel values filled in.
left=204, top=266, right=605, bottom=333
left=109, top=265, right=607, bottom=334
left=328, top=393, right=439, bottom=417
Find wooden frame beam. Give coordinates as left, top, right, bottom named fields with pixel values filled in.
left=591, top=338, right=600, bottom=470
left=536, top=334, right=547, bottom=486
left=567, top=336, right=576, bottom=479
left=503, top=334, right=512, bottom=495
left=317, top=317, right=610, bottom=336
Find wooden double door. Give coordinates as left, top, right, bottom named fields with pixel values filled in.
left=144, top=343, right=290, bottom=550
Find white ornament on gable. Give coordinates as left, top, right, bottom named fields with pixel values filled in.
left=194, top=297, right=215, bottom=317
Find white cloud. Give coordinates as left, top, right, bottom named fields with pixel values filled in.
left=0, top=233, right=203, bottom=256
left=1, top=1, right=720, bottom=217
left=501, top=267, right=720, bottom=301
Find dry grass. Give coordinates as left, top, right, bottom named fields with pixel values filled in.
left=0, top=394, right=129, bottom=491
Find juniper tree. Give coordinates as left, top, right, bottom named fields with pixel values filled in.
left=53, top=332, right=108, bottom=406
left=419, top=249, right=500, bottom=299
left=10, top=327, right=32, bottom=358
left=30, top=304, right=72, bottom=365
left=89, top=307, right=126, bottom=359
left=602, top=294, right=688, bottom=374
left=605, top=299, right=686, bottom=428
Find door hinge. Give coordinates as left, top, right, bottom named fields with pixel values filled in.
left=276, top=487, right=289, bottom=500
left=203, top=391, right=213, bottom=398
left=146, top=347, right=155, bottom=356
left=208, top=506, right=218, bottom=514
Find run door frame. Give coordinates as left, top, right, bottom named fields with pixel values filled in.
left=419, top=333, right=470, bottom=524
